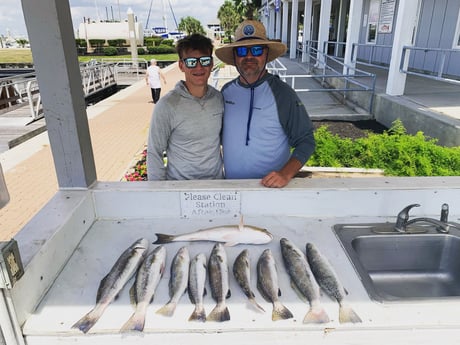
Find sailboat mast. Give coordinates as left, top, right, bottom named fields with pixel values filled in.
left=168, top=0, right=179, bottom=30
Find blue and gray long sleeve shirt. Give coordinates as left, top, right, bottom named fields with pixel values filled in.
left=222, top=73, right=315, bottom=179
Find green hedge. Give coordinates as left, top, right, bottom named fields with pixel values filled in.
left=103, top=46, right=118, bottom=56
left=147, top=44, right=176, bottom=54
left=308, top=120, right=460, bottom=176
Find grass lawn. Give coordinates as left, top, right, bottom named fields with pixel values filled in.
left=0, top=48, right=178, bottom=64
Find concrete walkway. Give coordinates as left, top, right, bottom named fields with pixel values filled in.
left=0, top=64, right=182, bottom=240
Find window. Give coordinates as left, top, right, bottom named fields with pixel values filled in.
left=366, top=0, right=380, bottom=44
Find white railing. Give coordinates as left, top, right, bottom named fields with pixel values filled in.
left=1, top=62, right=120, bottom=121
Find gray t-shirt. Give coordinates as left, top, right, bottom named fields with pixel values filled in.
left=147, top=81, right=224, bottom=180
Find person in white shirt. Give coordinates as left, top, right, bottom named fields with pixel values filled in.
left=145, top=59, right=167, bottom=103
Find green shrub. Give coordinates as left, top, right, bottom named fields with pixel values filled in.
left=89, top=39, right=106, bottom=48
left=107, top=39, right=126, bottom=47
left=161, top=39, right=174, bottom=47
left=137, top=47, right=146, bottom=55
left=103, top=46, right=118, bottom=56
left=308, top=119, right=460, bottom=176
left=75, top=39, right=87, bottom=47
left=147, top=44, right=176, bottom=54
left=144, top=37, right=163, bottom=47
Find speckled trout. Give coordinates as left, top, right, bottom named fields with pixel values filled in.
left=153, top=217, right=272, bottom=246
left=256, top=248, right=293, bottom=321
left=156, top=246, right=190, bottom=317
left=72, top=238, right=149, bottom=333
left=305, top=242, right=362, bottom=323
left=188, top=253, right=208, bottom=322
left=207, top=243, right=231, bottom=322
left=233, top=249, right=265, bottom=312
left=121, top=245, right=166, bottom=332
left=280, top=238, right=330, bottom=324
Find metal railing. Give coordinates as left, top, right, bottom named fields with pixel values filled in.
left=351, top=43, right=393, bottom=70
left=0, top=62, right=120, bottom=121
left=294, top=41, right=377, bottom=112
left=0, top=73, right=40, bottom=120
left=400, top=46, right=460, bottom=86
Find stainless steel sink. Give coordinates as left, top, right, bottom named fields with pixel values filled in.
left=333, top=223, right=460, bottom=302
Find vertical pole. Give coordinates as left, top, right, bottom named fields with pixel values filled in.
left=21, top=0, right=97, bottom=188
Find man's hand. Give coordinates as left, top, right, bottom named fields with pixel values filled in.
left=260, top=157, right=303, bottom=188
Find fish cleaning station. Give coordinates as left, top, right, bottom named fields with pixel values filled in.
left=1, top=0, right=460, bottom=344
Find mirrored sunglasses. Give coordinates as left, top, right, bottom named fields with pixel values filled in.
left=234, top=46, right=265, bottom=57
left=182, top=56, right=212, bottom=68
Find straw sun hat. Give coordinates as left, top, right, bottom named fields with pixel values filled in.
left=215, top=20, right=287, bottom=65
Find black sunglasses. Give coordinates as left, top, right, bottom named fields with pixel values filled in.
left=182, top=56, right=213, bottom=68
left=234, top=46, right=265, bottom=57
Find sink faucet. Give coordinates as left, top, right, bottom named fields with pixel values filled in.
left=394, top=203, right=452, bottom=233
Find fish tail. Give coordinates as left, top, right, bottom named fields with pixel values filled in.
left=120, top=311, right=146, bottom=333
left=303, top=305, right=330, bottom=324
left=206, top=302, right=230, bottom=322
left=188, top=304, right=206, bottom=322
left=156, top=301, right=177, bottom=317
left=153, top=233, right=175, bottom=244
left=248, top=297, right=265, bottom=313
left=339, top=304, right=362, bottom=324
left=272, top=301, right=293, bottom=321
left=71, top=308, right=102, bottom=334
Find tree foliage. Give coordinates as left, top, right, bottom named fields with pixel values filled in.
left=178, top=16, right=205, bottom=35
left=218, top=0, right=242, bottom=42
left=234, top=0, right=262, bottom=20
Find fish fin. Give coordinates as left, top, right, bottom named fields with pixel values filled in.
left=206, top=303, right=230, bottom=322
left=203, top=287, right=207, bottom=298
left=226, top=289, right=231, bottom=299
left=188, top=305, right=207, bottom=322
left=303, top=305, right=330, bottom=324
left=339, top=304, right=362, bottom=323
left=156, top=301, right=177, bottom=317
left=120, top=311, right=146, bottom=333
left=153, top=233, right=175, bottom=244
left=272, top=301, right=293, bottom=321
left=71, top=308, right=102, bottom=334
left=344, top=287, right=349, bottom=296
left=248, top=297, right=265, bottom=313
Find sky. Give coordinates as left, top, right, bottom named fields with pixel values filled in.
left=1, top=0, right=226, bottom=38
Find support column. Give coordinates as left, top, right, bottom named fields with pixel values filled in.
left=268, top=6, right=276, bottom=38
left=21, top=0, right=97, bottom=188
left=336, top=0, right=349, bottom=56
left=317, top=0, right=332, bottom=66
left=343, top=0, right=363, bottom=75
left=386, top=0, right=418, bottom=96
left=282, top=0, right=289, bottom=45
left=275, top=3, right=282, bottom=39
left=302, top=0, right=313, bottom=63
left=289, top=0, right=299, bottom=59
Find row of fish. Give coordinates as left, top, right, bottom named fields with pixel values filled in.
left=72, top=235, right=361, bottom=333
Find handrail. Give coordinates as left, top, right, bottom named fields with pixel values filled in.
left=0, top=62, right=122, bottom=120
left=296, top=40, right=376, bottom=112
left=351, top=43, right=393, bottom=69
left=400, top=46, right=460, bottom=86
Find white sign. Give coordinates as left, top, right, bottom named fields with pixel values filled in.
left=378, top=0, right=396, bottom=33
left=180, top=191, right=241, bottom=218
